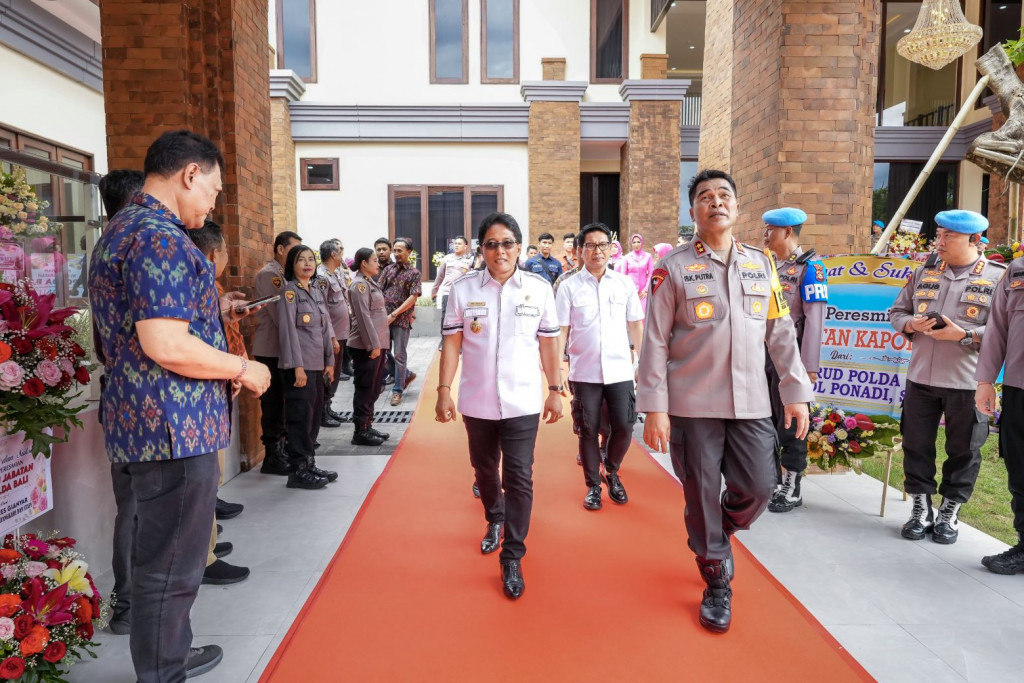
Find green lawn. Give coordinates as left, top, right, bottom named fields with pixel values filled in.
left=858, top=429, right=1017, bottom=545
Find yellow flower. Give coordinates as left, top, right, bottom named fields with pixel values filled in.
left=43, top=560, right=94, bottom=597
left=807, top=439, right=824, bottom=461
left=1014, top=250, right=1023, bottom=259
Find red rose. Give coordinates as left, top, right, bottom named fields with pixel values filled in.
left=75, top=621, right=94, bottom=640
left=0, top=342, right=11, bottom=364
left=19, top=625, right=49, bottom=656
left=849, top=440, right=862, bottom=454
left=10, top=338, right=31, bottom=355
left=42, top=640, right=65, bottom=663
left=13, top=614, right=34, bottom=640
left=71, top=343, right=86, bottom=358
left=0, top=657, right=25, bottom=680
left=0, top=595, right=21, bottom=618
left=0, top=549, right=19, bottom=566
left=21, top=378, right=44, bottom=397
left=74, top=366, right=91, bottom=385
left=820, top=423, right=835, bottom=435
left=73, top=596, right=92, bottom=624
left=828, top=413, right=842, bottom=424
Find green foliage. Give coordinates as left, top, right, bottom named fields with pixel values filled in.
left=1005, top=28, right=1024, bottom=67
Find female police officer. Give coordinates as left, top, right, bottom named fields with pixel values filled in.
left=278, top=244, right=338, bottom=490
left=348, top=248, right=391, bottom=447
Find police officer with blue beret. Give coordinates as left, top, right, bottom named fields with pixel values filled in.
left=762, top=207, right=828, bottom=512
left=890, top=210, right=1007, bottom=544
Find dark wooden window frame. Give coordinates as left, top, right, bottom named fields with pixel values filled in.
left=481, top=0, right=520, bottom=84
left=590, top=0, right=630, bottom=84
left=429, top=0, right=470, bottom=84
left=387, top=184, right=505, bottom=263
left=276, top=0, right=318, bottom=83
left=0, top=124, right=94, bottom=216
left=299, top=157, right=339, bottom=191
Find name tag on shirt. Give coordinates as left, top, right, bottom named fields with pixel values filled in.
left=464, top=307, right=488, bottom=318
left=516, top=304, right=540, bottom=316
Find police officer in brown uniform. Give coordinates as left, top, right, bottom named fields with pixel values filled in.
left=348, top=248, right=391, bottom=447
left=277, top=244, right=338, bottom=490
left=890, top=210, right=1006, bottom=544
left=316, top=239, right=351, bottom=426
left=254, top=231, right=302, bottom=475
left=977, top=255, right=1024, bottom=573
left=638, top=170, right=812, bottom=633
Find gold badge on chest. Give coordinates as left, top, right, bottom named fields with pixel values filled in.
left=470, top=319, right=483, bottom=334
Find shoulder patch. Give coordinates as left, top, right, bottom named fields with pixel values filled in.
left=801, top=260, right=829, bottom=303
left=357, top=282, right=367, bottom=293
left=271, top=276, right=282, bottom=290
left=316, top=278, right=328, bottom=290
left=284, top=290, right=296, bottom=303
left=650, top=268, right=669, bottom=294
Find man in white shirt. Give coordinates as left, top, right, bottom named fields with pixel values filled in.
left=556, top=223, right=645, bottom=510
left=436, top=212, right=564, bottom=600
left=431, top=236, right=475, bottom=350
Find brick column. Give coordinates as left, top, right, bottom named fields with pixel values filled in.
left=703, top=1, right=879, bottom=254
left=521, top=76, right=586, bottom=244
left=270, top=71, right=306, bottom=234
left=100, top=0, right=274, bottom=470
left=619, top=55, right=688, bottom=247
left=698, top=0, right=734, bottom=169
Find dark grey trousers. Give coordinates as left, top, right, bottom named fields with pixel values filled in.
left=390, top=325, right=411, bottom=394
left=111, top=453, right=218, bottom=683
left=110, top=464, right=135, bottom=620
left=570, top=380, right=636, bottom=487
left=669, top=416, right=777, bottom=560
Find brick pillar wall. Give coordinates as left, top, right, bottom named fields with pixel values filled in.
left=100, top=0, right=274, bottom=470
left=698, top=0, right=734, bottom=169
left=620, top=101, right=683, bottom=246
left=527, top=101, right=581, bottom=243
left=271, top=98, right=298, bottom=233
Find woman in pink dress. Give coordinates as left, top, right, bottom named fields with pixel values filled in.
left=608, top=240, right=623, bottom=270
left=618, top=233, right=654, bottom=311
left=653, top=243, right=673, bottom=263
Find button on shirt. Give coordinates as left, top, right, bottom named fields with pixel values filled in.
left=443, top=268, right=560, bottom=420
left=252, top=259, right=285, bottom=357
left=636, top=238, right=814, bottom=419
left=977, top=256, right=1024, bottom=389
left=524, top=254, right=563, bottom=285
left=88, top=193, right=230, bottom=462
left=556, top=268, right=644, bottom=384
left=889, top=256, right=1007, bottom=390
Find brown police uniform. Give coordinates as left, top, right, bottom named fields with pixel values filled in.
left=347, top=273, right=391, bottom=433
left=253, top=259, right=287, bottom=449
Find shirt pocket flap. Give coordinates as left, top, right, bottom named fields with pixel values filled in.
left=683, top=280, right=718, bottom=299
left=516, top=304, right=540, bottom=316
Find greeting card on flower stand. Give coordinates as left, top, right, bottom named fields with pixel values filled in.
left=0, top=241, right=24, bottom=285
left=0, top=433, right=52, bottom=538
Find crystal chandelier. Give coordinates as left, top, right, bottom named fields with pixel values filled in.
left=896, top=0, right=983, bottom=70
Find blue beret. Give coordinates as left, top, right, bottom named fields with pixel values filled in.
left=873, top=220, right=885, bottom=228
left=934, top=210, right=988, bottom=234
left=763, top=207, right=808, bottom=227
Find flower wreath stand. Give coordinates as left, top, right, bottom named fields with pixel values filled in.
left=878, top=435, right=908, bottom=518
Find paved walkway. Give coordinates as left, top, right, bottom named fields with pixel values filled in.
left=72, top=337, right=1023, bottom=682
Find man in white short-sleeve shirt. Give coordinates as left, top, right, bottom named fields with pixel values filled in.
left=556, top=222, right=645, bottom=511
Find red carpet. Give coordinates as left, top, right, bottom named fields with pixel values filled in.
left=260, top=358, right=873, bottom=682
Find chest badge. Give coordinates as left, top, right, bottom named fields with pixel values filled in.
left=470, top=319, right=483, bottom=334
left=285, top=291, right=296, bottom=303
left=695, top=301, right=715, bottom=320
left=752, top=300, right=763, bottom=314
left=751, top=283, right=766, bottom=293
left=740, top=261, right=762, bottom=270
left=357, top=283, right=367, bottom=293
left=696, top=284, right=709, bottom=295
left=966, top=306, right=980, bottom=319
left=301, top=313, right=312, bottom=324
left=1011, top=279, right=1024, bottom=289
left=787, top=267, right=798, bottom=276
left=685, top=263, right=708, bottom=272
left=972, top=278, right=994, bottom=286
left=917, top=302, right=929, bottom=313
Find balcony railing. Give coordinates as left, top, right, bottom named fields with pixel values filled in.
left=682, top=95, right=701, bottom=126
left=905, top=102, right=955, bottom=127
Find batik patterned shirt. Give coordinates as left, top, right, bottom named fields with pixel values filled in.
left=88, top=193, right=231, bottom=463
left=379, top=262, right=422, bottom=329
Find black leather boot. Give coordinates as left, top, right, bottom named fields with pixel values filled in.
left=286, top=460, right=328, bottom=490
left=352, top=429, right=385, bottom=446
left=369, top=427, right=390, bottom=441
left=260, top=441, right=293, bottom=476
left=932, top=498, right=962, bottom=544
left=901, top=493, right=934, bottom=540
left=983, top=538, right=1024, bottom=574
left=768, top=469, right=802, bottom=513
left=308, top=456, right=338, bottom=483
left=695, top=556, right=732, bottom=633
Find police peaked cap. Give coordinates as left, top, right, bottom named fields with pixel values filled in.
left=934, top=210, right=988, bottom=234
left=762, top=207, right=808, bottom=227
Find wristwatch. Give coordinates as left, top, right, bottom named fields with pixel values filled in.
left=548, top=384, right=564, bottom=392
left=959, top=329, right=974, bottom=346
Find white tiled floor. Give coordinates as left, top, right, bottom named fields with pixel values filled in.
left=70, top=338, right=1024, bottom=682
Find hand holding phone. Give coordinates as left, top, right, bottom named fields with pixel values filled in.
left=924, top=311, right=947, bottom=330
left=236, top=294, right=280, bottom=312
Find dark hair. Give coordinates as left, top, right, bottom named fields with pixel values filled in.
left=563, top=232, right=576, bottom=241
left=284, top=244, right=316, bottom=281
left=350, top=247, right=376, bottom=271
left=320, top=239, right=340, bottom=262
left=188, top=218, right=225, bottom=257
left=99, top=170, right=144, bottom=217
left=687, top=169, right=738, bottom=206
left=453, top=236, right=468, bottom=245
left=579, top=222, right=612, bottom=245
left=374, top=237, right=392, bottom=248
left=274, top=231, right=302, bottom=253
left=527, top=244, right=537, bottom=251
left=790, top=224, right=804, bottom=237
left=143, top=130, right=225, bottom=178
left=393, top=236, right=414, bottom=251
left=537, top=232, right=554, bottom=243
left=477, top=212, right=523, bottom=246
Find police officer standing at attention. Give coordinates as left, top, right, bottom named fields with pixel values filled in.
left=556, top=222, right=644, bottom=510
left=436, top=212, right=563, bottom=600
left=762, top=207, right=828, bottom=513
left=277, top=245, right=338, bottom=490
left=254, top=231, right=303, bottom=475
left=317, top=239, right=350, bottom=426
left=977, top=253, right=1024, bottom=573
left=524, top=232, right=563, bottom=285
left=348, top=248, right=392, bottom=447
left=638, top=169, right=812, bottom=633
left=890, top=210, right=1005, bottom=544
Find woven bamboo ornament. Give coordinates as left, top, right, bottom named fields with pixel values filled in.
left=896, top=0, right=983, bottom=70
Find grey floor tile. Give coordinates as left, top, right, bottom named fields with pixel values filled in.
left=829, top=624, right=966, bottom=683
left=904, top=621, right=1024, bottom=680
left=191, top=570, right=316, bottom=637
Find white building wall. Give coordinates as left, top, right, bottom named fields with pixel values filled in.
left=293, top=141, right=529, bottom=254
left=0, top=44, right=107, bottom=173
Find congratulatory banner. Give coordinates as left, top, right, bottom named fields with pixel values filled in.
left=813, top=256, right=921, bottom=419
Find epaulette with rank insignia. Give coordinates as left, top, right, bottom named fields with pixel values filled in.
left=795, top=248, right=817, bottom=265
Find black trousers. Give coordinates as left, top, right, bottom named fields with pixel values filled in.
left=110, top=464, right=135, bottom=619
left=901, top=380, right=988, bottom=502
left=1001, top=385, right=1024, bottom=535
left=282, top=368, right=325, bottom=464
left=464, top=413, right=541, bottom=562
left=351, top=347, right=387, bottom=431
left=110, top=453, right=218, bottom=683
left=570, top=380, right=636, bottom=487
left=326, top=341, right=347, bottom=402
left=766, top=358, right=808, bottom=475
left=256, top=355, right=286, bottom=446
left=669, top=416, right=777, bottom=560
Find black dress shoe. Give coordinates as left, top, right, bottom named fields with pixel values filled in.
left=695, top=557, right=732, bottom=633
left=328, top=408, right=348, bottom=422
left=583, top=485, right=602, bottom=510
left=202, top=560, right=250, bottom=585
left=320, top=410, right=342, bottom=428
left=369, top=428, right=390, bottom=441
left=186, top=645, right=223, bottom=678
left=501, top=559, right=525, bottom=599
left=286, top=465, right=329, bottom=490
left=216, top=524, right=223, bottom=535
left=605, top=473, right=628, bottom=504
left=472, top=483, right=480, bottom=498
left=309, top=457, right=338, bottom=483
left=215, top=498, right=244, bottom=520
left=481, top=522, right=502, bottom=554
left=352, top=430, right=385, bottom=446
left=983, top=543, right=1024, bottom=574
left=213, top=542, right=233, bottom=559
left=340, top=373, right=352, bottom=382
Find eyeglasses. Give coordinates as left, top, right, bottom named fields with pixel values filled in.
left=583, top=242, right=611, bottom=252
left=482, top=239, right=518, bottom=252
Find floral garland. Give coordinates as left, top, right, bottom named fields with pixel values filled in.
left=885, top=231, right=928, bottom=257
left=984, top=240, right=1024, bottom=264
left=431, top=251, right=446, bottom=268
left=0, top=170, right=60, bottom=241
left=807, top=404, right=900, bottom=472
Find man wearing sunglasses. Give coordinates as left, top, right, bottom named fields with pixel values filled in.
left=556, top=223, right=645, bottom=511
left=435, top=212, right=564, bottom=600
